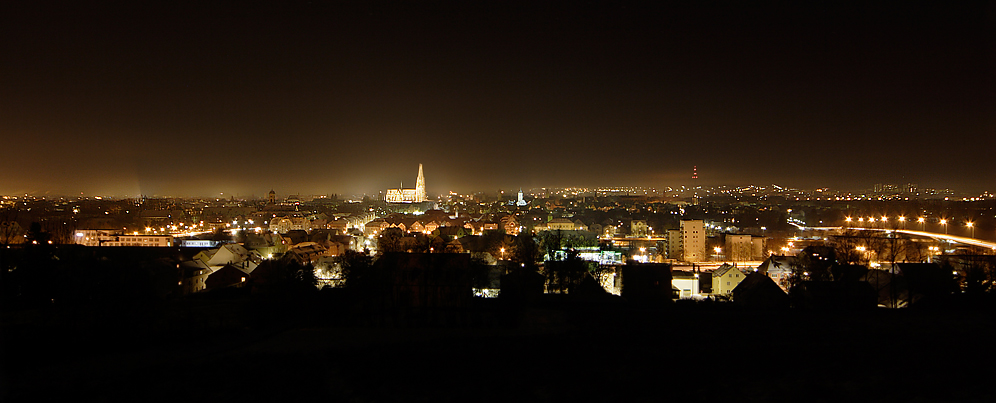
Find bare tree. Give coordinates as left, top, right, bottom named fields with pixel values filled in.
left=830, top=229, right=861, bottom=265
left=0, top=208, right=24, bottom=245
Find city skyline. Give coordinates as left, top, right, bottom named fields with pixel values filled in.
left=2, top=2, right=993, bottom=196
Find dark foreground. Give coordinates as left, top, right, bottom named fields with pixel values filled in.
left=3, top=299, right=996, bottom=402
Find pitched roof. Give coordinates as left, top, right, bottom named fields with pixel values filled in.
left=713, top=263, right=737, bottom=277
left=732, top=272, right=789, bottom=308
left=756, top=255, right=796, bottom=274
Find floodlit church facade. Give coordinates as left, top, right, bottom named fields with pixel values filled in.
left=385, top=164, right=426, bottom=203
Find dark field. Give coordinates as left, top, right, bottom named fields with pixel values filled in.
left=3, top=299, right=995, bottom=402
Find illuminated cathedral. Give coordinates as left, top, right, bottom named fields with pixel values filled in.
left=385, top=164, right=426, bottom=203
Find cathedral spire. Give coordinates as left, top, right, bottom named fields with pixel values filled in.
left=415, top=163, right=425, bottom=202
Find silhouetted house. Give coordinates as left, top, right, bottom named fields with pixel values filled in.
left=897, top=263, right=958, bottom=307
left=452, top=235, right=479, bottom=251
left=499, top=268, right=545, bottom=303
left=282, top=229, right=310, bottom=245
left=621, top=262, right=673, bottom=304
left=327, top=235, right=356, bottom=256
left=180, top=260, right=211, bottom=294
left=444, top=239, right=465, bottom=253
left=372, top=253, right=474, bottom=308
left=791, top=280, right=877, bottom=310
left=472, top=265, right=503, bottom=298
left=308, top=229, right=331, bottom=244
left=732, top=272, right=789, bottom=309
left=831, top=264, right=869, bottom=282
left=205, top=263, right=252, bottom=290
left=860, top=269, right=909, bottom=308
left=788, top=264, right=877, bottom=309
left=938, top=254, right=996, bottom=293
left=434, top=226, right=470, bottom=238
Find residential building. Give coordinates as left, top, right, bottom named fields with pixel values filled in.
left=725, top=234, right=766, bottom=262
left=665, top=229, right=681, bottom=260
left=546, top=218, right=576, bottom=231
left=193, top=243, right=261, bottom=273
left=74, top=230, right=173, bottom=247
left=756, top=255, right=796, bottom=292
left=672, top=270, right=700, bottom=298
left=712, top=263, right=748, bottom=296
left=680, top=219, right=705, bottom=262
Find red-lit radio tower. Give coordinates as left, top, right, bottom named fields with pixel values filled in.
left=692, top=165, right=698, bottom=180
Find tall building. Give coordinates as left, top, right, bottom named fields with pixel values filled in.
left=665, top=229, right=682, bottom=259
left=385, top=164, right=427, bottom=203
left=680, top=219, right=705, bottom=262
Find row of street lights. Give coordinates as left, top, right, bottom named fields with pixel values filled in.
left=844, top=216, right=976, bottom=238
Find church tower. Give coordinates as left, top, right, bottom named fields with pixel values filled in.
left=415, top=164, right=425, bottom=202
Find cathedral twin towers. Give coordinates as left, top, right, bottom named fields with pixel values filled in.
left=385, top=164, right=426, bottom=203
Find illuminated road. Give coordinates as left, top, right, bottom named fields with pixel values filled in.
left=793, top=224, right=996, bottom=251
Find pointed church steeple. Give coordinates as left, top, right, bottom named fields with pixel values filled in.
left=415, top=163, right=425, bottom=202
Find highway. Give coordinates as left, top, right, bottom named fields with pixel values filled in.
left=792, top=223, right=996, bottom=250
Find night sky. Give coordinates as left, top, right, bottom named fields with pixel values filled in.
left=2, top=2, right=993, bottom=197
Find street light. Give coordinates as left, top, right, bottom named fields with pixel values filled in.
left=918, top=217, right=925, bottom=231
left=898, top=216, right=906, bottom=230
left=967, top=222, right=974, bottom=239
left=940, top=219, right=948, bottom=234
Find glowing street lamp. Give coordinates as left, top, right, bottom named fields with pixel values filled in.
left=940, top=219, right=948, bottom=234
left=967, top=222, right=975, bottom=239
left=898, top=216, right=906, bottom=230
left=918, top=217, right=925, bottom=231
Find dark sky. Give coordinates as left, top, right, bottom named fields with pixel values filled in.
left=2, top=1, right=994, bottom=197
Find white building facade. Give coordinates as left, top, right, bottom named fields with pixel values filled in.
left=680, top=219, right=705, bottom=262
left=75, top=230, right=173, bottom=247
